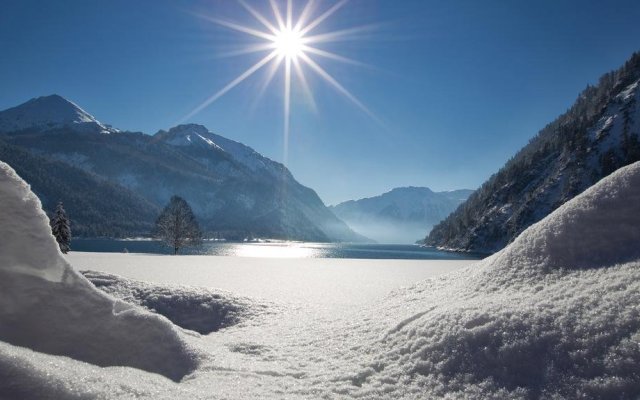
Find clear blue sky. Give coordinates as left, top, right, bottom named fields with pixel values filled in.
left=1, top=0, right=640, bottom=205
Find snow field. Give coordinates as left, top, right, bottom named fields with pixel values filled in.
left=348, top=161, right=640, bottom=399
left=1, top=161, right=640, bottom=399
left=81, top=270, right=270, bottom=334
left=0, top=161, right=199, bottom=388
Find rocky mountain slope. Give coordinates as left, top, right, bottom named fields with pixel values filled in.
left=0, top=96, right=364, bottom=241
left=330, top=187, right=472, bottom=243
left=426, top=51, right=640, bottom=253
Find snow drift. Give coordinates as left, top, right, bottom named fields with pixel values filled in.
left=1, top=160, right=639, bottom=399
left=0, top=161, right=198, bottom=382
left=82, top=270, right=267, bottom=334
left=350, top=162, right=640, bottom=399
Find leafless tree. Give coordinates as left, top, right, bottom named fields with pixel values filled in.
left=153, top=196, right=202, bottom=254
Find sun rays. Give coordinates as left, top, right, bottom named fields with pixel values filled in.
left=184, top=0, right=376, bottom=161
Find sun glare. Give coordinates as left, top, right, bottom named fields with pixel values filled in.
left=185, top=0, right=378, bottom=162
left=273, top=27, right=303, bottom=59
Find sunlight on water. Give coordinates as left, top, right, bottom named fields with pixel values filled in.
left=231, top=243, right=322, bottom=258
left=71, top=239, right=483, bottom=260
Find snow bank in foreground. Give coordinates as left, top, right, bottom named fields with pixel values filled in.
left=350, top=162, right=640, bottom=399
left=0, top=161, right=198, bottom=382
left=1, top=161, right=639, bottom=399
left=82, top=270, right=268, bottom=334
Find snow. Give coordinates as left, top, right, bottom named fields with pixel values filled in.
left=81, top=270, right=269, bottom=334
left=0, top=94, right=115, bottom=134
left=353, top=161, right=640, bottom=398
left=1, top=161, right=640, bottom=398
left=0, top=161, right=198, bottom=383
left=587, top=78, right=639, bottom=158
left=161, top=124, right=282, bottom=174
left=163, top=126, right=224, bottom=152
left=68, top=253, right=470, bottom=307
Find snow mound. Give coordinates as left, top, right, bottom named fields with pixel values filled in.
left=350, top=162, right=640, bottom=399
left=0, top=161, right=198, bottom=381
left=82, top=270, right=268, bottom=334
left=491, top=160, right=640, bottom=272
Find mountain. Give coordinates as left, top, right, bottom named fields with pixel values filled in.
left=426, top=51, right=640, bottom=253
left=0, top=94, right=115, bottom=134
left=0, top=138, right=158, bottom=237
left=0, top=97, right=365, bottom=242
left=330, top=187, right=473, bottom=243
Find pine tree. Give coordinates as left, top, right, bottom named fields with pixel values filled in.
left=51, top=202, right=71, bottom=254
left=153, top=196, right=203, bottom=254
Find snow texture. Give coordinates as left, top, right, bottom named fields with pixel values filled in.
left=350, top=161, right=640, bottom=399
left=0, top=161, right=198, bottom=383
left=1, top=161, right=640, bottom=399
left=82, top=270, right=268, bottom=334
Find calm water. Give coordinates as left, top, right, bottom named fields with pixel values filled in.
left=71, top=239, right=482, bottom=260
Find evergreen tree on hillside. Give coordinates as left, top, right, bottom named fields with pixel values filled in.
left=51, top=202, right=71, bottom=254
left=153, top=196, right=203, bottom=254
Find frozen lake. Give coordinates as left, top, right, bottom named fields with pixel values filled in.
left=67, top=252, right=476, bottom=306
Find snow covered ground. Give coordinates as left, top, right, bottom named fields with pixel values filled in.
left=68, top=253, right=471, bottom=310
left=2, top=160, right=640, bottom=399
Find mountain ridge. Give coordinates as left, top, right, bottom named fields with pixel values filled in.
left=0, top=94, right=116, bottom=134
left=425, top=51, right=640, bottom=253
left=0, top=96, right=366, bottom=242
left=330, top=186, right=473, bottom=243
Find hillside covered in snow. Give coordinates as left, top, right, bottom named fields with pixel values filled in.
left=331, top=187, right=472, bottom=243
left=0, top=96, right=363, bottom=242
left=426, top=52, right=640, bottom=253
left=1, top=159, right=639, bottom=398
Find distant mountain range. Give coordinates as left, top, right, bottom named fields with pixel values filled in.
left=330, top=187, right=473, bottom=243
left=0, top=95, right=366, bottom=242
left=426, top=51, right=640, bottom=253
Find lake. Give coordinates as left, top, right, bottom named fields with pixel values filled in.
left=71, top=239, right=483, bottom=260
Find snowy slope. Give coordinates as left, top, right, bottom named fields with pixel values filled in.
left=1, top=161, right=639, bottom=398
left=156, top=124, right=282, bottom=175
left=331, top=187, right=473, bottom=243
left=0, top=94, right=115, bottom=134
left=0, top=100, right=363, bottom=242
left=0, top=161, right=198, bottom=384
left=427, top=52, right=640, bottom=253
left=153, top=123, right=366, bottom=242
left=352, top=160, right=640, bottom=399
left=81, top=270, right=270, bottom=335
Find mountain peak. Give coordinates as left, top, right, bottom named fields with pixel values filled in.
left=0, top=94, right=114, bottom=134
left=331, top=186, right=473, bottom=243
left=155, top=124, right=221, bottom=148
left=388, top=186, right=434, bottom=195
left=169, top=123, right=210, bottom=135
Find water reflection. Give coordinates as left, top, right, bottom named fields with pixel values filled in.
left=230, top=242, right=323, bottom=258
left=71, top=239, right=483, bottom=260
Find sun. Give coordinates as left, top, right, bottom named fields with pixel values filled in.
left=273, top=27, right=304, bottom=59
left=184, top=0, right=378, bottom=162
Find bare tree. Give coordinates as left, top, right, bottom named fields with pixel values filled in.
left=153, top=196, right=202, bottom=254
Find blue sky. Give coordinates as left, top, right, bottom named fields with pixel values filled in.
left=1, top=0, right=640, bottom=205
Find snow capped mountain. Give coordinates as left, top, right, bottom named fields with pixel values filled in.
left=155, top=124, right=223, bottom=149
left=0, top=94, right=116, bottom=134
left=426, top=51, right=640, bottom=253
left=330, top=186, right=473, bottom=243
left=0, top=96, right=364, bottom=242
left=155, top=124, right=283, bottom=175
